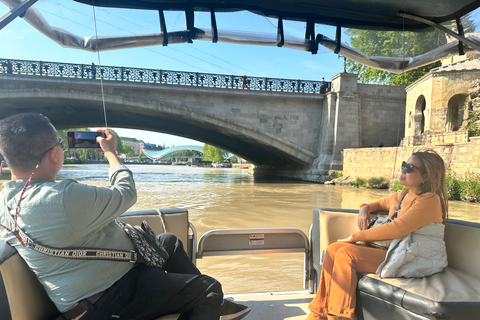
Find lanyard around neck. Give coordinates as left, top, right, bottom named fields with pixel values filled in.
left=0, top=160, right=40, bottom=246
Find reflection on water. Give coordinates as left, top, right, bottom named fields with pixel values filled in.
left=5, top=164, right=480, bottom=294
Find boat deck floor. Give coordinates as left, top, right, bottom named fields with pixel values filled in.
left=226, top=290, right=314, bottom=320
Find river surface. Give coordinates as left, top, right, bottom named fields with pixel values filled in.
left=4, top=164, right=480, bottom=294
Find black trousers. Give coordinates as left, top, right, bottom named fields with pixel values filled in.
left=79, top=233, right=223, bottom=320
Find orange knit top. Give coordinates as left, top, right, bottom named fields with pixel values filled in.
left=352, top=190, right=444, bottom=242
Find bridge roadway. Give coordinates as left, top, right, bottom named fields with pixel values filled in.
left=0, top=59, right=406, bottom=181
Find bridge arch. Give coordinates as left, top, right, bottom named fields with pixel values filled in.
left=0, top=75, right=316, bottom=166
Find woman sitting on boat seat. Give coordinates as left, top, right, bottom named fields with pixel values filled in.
left=0, top=113, right=250, bottom=320
left=306, top=150, right=448, bottom=320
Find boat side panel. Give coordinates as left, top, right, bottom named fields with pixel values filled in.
left=0, top=270, right=12, bottom=320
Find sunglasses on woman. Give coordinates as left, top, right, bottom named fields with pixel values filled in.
left=401, top=161, right=420, bottom=173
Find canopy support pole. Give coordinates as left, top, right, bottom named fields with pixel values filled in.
left=456, top=17, right=465, bottom=55
left=399, top=12, right=480, bottom=52
left=0, top=0, right=38, bottom=31
left=334, top=24, right=341, bottom=54
left=277, top=17, right=284, bottom=47
left=305, top=18, right=317, bottom=54
left=158, top=10, right=168, bottom=46
left=185, top=5, right=194, bottom=43
left=210, top=8, right=218, bottom=43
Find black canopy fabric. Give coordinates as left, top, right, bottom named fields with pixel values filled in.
left=73, top=0, right=480, bottom=31
left=3, top=0, right=480, bottom=72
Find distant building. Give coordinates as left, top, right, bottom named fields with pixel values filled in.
left=120, top=137, right=141, bottom=155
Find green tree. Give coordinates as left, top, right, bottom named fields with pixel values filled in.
left=175, top=150, right=201, bottom=157
left=202, top=144, right=229, bottom=163
left=345, top=18, right=475, bottom=86
left=106, top=129, right=124, bottom=153
left=121, top=143, right=135, bottom=157
left=345, top=29, right=444, bottom=86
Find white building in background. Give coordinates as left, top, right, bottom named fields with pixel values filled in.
left=120, top=137, right=141, bottom=155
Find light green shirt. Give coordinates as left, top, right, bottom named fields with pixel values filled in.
left=0, top=164, right=137, bottom=312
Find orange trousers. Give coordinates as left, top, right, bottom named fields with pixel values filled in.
left=308, top=242, right=387, bottom=319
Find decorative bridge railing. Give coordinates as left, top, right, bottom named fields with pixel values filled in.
left=0, top=58, right=331, bottom=94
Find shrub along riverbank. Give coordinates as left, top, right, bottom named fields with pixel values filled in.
left=329, top=171, right=480, bottom=203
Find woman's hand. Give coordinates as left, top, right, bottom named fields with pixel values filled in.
left=358, top=205, right=371, bottom=231
left=337, top=235, right=356, bottom=243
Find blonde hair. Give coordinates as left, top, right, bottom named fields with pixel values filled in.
left=411, top=149, right=448, bottom=222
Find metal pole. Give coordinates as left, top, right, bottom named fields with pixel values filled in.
left=0, top=0, right=39, bottom=31
left=399, top=12, right=480, bottom=53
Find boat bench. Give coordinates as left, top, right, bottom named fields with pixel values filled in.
left=311, top=208, right=480, bottom=320
left=0, top=206, right=311, bottom=320
left=0, top=209, right=191, bottom=320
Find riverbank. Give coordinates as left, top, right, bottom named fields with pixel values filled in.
left=327, top=171, right=480, bottom=203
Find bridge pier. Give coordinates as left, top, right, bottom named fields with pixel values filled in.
left=254, top=73, right=406, bottom=182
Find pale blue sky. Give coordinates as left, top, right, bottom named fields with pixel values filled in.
left=0, top=1, right=345, bottom=147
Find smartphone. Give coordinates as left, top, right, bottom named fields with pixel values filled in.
left=67, top=131, right=106, bottom=148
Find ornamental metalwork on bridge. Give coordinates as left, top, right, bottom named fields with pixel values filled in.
left=0, top=58, right=331, bottom=94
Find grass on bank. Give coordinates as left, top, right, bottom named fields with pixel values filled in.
left=447, top=172, right=480, bottom=202
left=333, top=171, right=480, bottom=203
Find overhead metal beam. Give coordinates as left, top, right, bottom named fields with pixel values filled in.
left=0, top=0, right=38, bottom=31
left=399, top=12, right=480, bottom=53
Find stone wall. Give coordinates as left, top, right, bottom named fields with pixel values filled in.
left=357, top=83, right=405, bottom=147
left=402, top=131, right=469, bottom=147
left=343, top=136, right=480, bottom=179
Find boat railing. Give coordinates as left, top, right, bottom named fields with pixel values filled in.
left=196, top=227, right=312, bottom=291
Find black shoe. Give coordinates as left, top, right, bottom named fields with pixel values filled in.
left=220, top=299, right=251, bottom=320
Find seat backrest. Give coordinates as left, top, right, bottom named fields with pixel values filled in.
left=314, top=209, right=480, bottom=279
left=0, top=240, right=58, bottom=320
left=119, top=209, right=189, bottom=245
left=317, top=209, right=359, bottom=255
left=444, top=219, right=480, bottom=278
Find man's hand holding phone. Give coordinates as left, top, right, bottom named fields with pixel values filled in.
left=96, top=129, right=120, bottom=166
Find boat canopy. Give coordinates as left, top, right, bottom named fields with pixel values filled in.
left=2, top=0, right=480, bottom=73
left=71, top=0, right=480, bottom=32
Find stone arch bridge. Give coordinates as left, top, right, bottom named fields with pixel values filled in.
left=0, top=59, right=406, bottom=181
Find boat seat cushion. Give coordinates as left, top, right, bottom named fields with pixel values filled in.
left=358, top=267, right=480, bottom=320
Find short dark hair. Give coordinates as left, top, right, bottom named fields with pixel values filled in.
left=0, top=113, right=58, bottom=171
